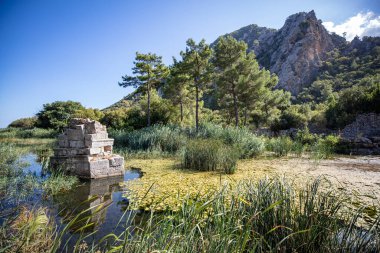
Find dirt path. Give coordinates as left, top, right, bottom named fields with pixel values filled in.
left=248, top=156, right=380, bottom=205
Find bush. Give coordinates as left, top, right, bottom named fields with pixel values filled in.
left=36, top=101, right=85, bottom=131
left=191, top=123, right=265, bottom=158
left=183, top=139, right=239, bottom=174
left=8, top=117, right=37, bottom=129
left=267, top=136, right=294, bottom=156
left=312, top=135, right=340, bottom=159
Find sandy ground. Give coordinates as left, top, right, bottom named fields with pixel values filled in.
left=250, top=156, right=380, bottom=205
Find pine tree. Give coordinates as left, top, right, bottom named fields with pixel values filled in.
left=213, top=36, right=247, bottom=126
left=180, top=39, right=212, bottom=131
left=164, top=59, right=193, bottom=124
left=119, top=52, right=169, bottom=127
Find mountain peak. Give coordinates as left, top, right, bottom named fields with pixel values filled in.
left=213, top=10, right=342, bottom=95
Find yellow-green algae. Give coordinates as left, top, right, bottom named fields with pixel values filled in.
left=123, top=158, right=276, bottom=211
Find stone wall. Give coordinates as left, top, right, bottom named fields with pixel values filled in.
left=50, top=118, right=124, bottom=179
left=338, top=113, right=380, bottom=155
left=341, top=113, right=380, bottom=139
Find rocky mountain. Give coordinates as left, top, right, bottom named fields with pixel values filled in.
left=214, top=10, right=349, bottom=95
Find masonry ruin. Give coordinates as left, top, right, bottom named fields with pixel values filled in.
left=50, top=118, right=124, bottom=179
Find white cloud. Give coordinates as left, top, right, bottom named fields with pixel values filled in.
left=323, top=11, right=380, bottom=41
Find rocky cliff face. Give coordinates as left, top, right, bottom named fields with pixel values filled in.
left=215, top=10, right=346, bottom=95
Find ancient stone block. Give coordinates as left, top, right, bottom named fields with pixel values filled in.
left=51, top=118, right=124, bottom=179
left=109, top=156, right=124, bottom=167
left=85, top=121, right=105, bottom=134
left=84, top=132, right=108, bottom=141
left=67, top=129, right=84, bottom=140
left=85, top=139, right=114, bottom=148
left=69, top=140, right=85, bottom=148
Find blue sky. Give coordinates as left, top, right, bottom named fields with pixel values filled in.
left=1, top=0, right=379, bottom=127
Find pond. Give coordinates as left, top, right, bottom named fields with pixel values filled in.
left=0, top=152, right=142, bottom=250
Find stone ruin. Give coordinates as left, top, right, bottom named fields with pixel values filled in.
left=50, top=118, right=124, bottom=179
left=338, top=113, right=380, bottom=155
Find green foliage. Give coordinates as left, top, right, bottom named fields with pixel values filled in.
left=101, top=107, right=129, bottom=130
left=163, top=58, right=194, bottom=124
left=295, top=127, right=318, bottom=145
left=298, top=80, right=334, bottom=104
left=183, top=139, right=239, bottom=174
left=311, top=135, right=340, bottom=159
left=326, top=80, right=380, bottom=128
left=36, top=101, right=85, bottom=131
left=266, top=136, right=294, bottom=156
left=270, top=104, right=309, bottom=131
left=42, top=171, right=79, bottom=195
left=8, top=117, right=37, bottom=129
left=72, top=108, right=104, bottom=121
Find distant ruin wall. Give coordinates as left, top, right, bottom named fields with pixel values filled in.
left=339, top=113, right=380, bottom=155
left=50, top=118, right=124, bottom=179
left=341, top=113, right=380, bottom=139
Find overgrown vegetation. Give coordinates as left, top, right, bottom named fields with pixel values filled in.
left=111, top=124, right=338, bottom=164
left=3, top=177, right=379, bottom=252
left=0, top=127, right=57, bottom=139
left=0, top=143, right=39, bottom=207
left=183, top=139, right=239, bottom=174
left=42, top=170, right=79, bottom=195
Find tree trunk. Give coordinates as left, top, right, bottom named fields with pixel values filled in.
left=233, top=89, right=239, bottom=127
left=244, top=108, right=248, bottom=126
left=180, top=99, right=183, bottom=122
left=195, top=85, right=199, bottom=132
left=147, top=84, right=151, bottom=127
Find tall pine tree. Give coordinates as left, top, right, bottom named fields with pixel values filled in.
left=119, top=52, right=169, bottom=127
left=180, top=39, right=212, bottom=131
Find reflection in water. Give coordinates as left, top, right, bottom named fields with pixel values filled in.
left=13, top=152, right=142, bottom=243
left=53, top=176, right=126, bottom=232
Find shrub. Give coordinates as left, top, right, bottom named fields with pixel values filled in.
left=36, top=101, right=85, bottom=131
left=267, top=136, right=294, bottom=156
left=191, top=123, right=265, bottom=158
left=295, top=127, right=318, bottom=145
left=182, top=139, right=239, bottom=174
left=312, top=135, right=340, bottom=159
left=8, top=117, right=37, bottom=129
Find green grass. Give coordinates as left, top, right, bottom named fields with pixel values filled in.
left=42, top=170, right=79, bottom=195
left=111, top=124, right=186, bottom=153
left=182, top=139, right=239, bottom=174
left=0, top=127, right=57, bottom=139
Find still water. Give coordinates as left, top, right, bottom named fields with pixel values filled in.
left=1, top=152, right=142, bottom=249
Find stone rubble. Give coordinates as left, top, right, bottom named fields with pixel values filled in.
left=50, top=118, right=124, bottom=179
